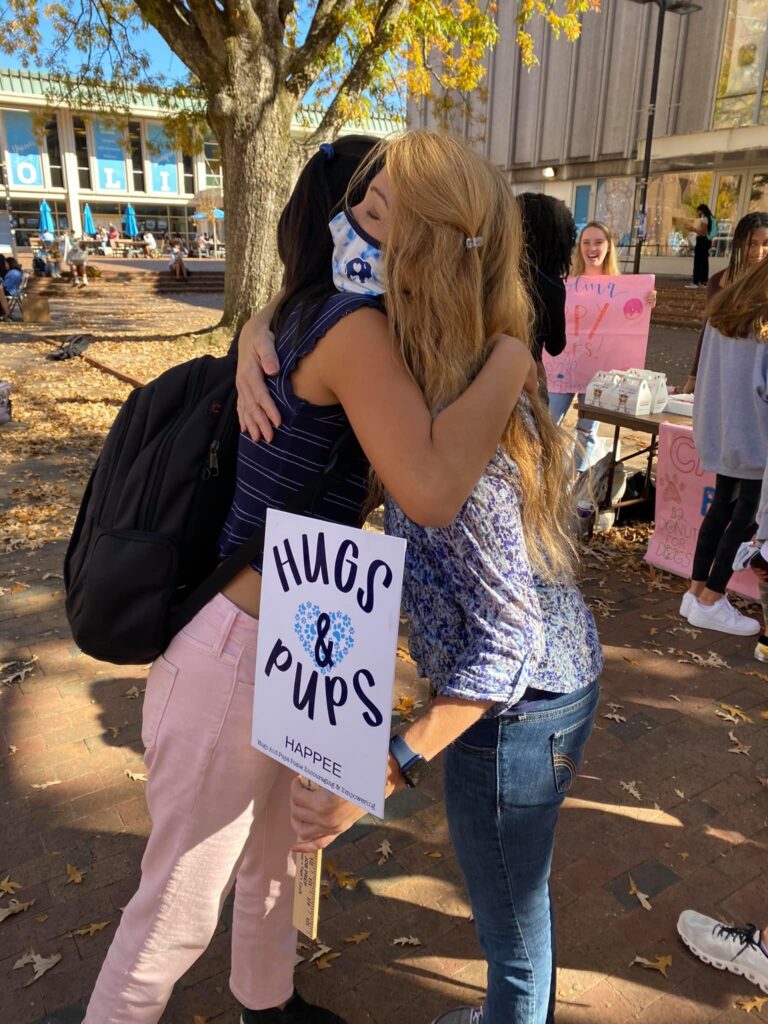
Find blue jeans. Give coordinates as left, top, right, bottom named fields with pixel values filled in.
left=445, top=682, right=600, bottom=1024
left=547, top=392, right=600, bottom=473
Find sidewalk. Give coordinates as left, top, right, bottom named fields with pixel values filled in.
left=1, top=317, right=767, bottom=1024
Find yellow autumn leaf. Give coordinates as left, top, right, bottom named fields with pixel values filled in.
left=315, top=950, right=341, bottom=970
left=66, top=920, right=111, bottom=938
left=631, top=954, right=672, bottom=977
left=0, top=875, right=22, bottom=895
left=66, top=863, right=87, bottom=885
left=425, top=851, right=444, bottom=859
left=628, top=875, right=652, bottom=911
left=343, top=932, right=371, bottom=944
left=735, top=994, right=768, bottom=1014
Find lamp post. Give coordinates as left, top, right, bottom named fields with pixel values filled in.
left=629, top=0, right=702, bottom=274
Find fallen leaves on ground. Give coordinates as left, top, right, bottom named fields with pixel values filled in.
left=687, top=651, right=731, bottom=670
left=395, top=645, right=415, bottom=666
left=756, top=776, right=768, bottom=789
left=0, top=898, right=36, bottom=923
left=124, top=769, right=147, bottom=782
left=392, top=935, right=422, bottom=947
left=13, top=948, right=62, bottom=985
left=309, top=943, right=331, bottom=963
left=7, top=745, right=17, bottom=756
left=107, top=725, right=120, bottom=738
left=315, top=950, right=341, bottom=970
left=620, top=780, right=642, bottom=801
left=376, top=838, right=392, bottom=865
left=31, top=779, right=62, bottom=790
left=425, top=851, right=443, bottom=859
left=716, top=703, right=753, bottom=725
left=65, top=920, right=111, bottom=938
left=622, top=655, right=640, bottom=668
left=728, top=731, right=751, bottom=756
left=603, top=712, right=627, bottom=723
left=0, top=656, right=38, bottom=686
left=324, top=860, right=360, bottom=891
left=628, top=875, right=652, bottom=911
left=344, top=932, right=370, bottom=944
left=393, top=694, right=421, bottom=722
left=631, top=954, right=672, bottom=977
left=0, top=876, right=22, bottom=895
left=668, top=693, right=681, bottom=703
left=124, top=685, right=144, bottom=699
left=66, top=863, right=87, bottom=885
left=735, top=995, right=768, bottom=1014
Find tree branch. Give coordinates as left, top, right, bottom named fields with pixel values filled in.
left=135, top=0, right=224, bottom=82
left=186, top=0, right=229, bottom=56
left=306, top=0, right=406, bottom=139
left=286, top=0, right=353, bottom=97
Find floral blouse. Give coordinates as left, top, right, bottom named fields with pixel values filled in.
left=384, top=450, right=603, bottom=711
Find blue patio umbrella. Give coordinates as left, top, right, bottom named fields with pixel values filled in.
left=82, top=204, right=96, bottom=235
left=123, top=204, right=138, bottom=238
left=38, top=199, right=54, bottom=234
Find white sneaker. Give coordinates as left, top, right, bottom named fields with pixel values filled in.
left=678, top=911, right=768, bottom=993
left=685, top=283, right=700, bottom=289
left=679, top=591, right=695, bottom=619
left=687, top=595, right=761, bottom=636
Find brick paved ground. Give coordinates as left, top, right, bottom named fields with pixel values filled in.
left=1, top=293, right=767, bottom=1024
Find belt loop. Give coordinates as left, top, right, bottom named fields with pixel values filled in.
left=211, top=601, right=238, bottom=658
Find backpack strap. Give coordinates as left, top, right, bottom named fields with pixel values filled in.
left=169, top=428, right=360, bottom=635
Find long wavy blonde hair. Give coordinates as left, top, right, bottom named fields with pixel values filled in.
left=572, top=220, right=620, bottom=276
left=707, top=253, right=768, bottom=341
left=366, top=130, right=576, bottom=581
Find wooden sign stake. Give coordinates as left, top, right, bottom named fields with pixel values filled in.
left=293, top=849, right=322, bottom=940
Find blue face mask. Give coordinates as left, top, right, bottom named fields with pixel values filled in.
left=329, top=209, right=385, bottom=296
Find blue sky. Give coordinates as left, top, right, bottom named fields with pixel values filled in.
left=1, top=16, right=187, bottom=80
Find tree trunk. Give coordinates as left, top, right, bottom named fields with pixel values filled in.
left=210, top=65, right=298, bottom=329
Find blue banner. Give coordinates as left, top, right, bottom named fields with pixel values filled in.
left=4, top=111, right=43, bottom=188
left=146, top=123, right=178, bottom=194
left=93, top=119, right=127, bottom=191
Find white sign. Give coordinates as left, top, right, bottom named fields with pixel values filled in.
left=253, top=510, right=406, bottom=818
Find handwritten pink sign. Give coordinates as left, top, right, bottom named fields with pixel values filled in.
left=544, top=274, right=655, bottom=394
left=645, top=421, right=759, bottom=600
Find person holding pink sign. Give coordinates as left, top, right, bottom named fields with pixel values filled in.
left=547, top=221, right=656, bottom=472
left=680, top=257, right=768, bottom=636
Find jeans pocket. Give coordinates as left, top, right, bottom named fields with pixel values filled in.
left=551, top=707, right=596, bottom=794
left=141, top=655, right=178, bottom=750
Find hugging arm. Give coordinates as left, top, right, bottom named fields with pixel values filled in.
left=317, top=307, right=536, bottom=526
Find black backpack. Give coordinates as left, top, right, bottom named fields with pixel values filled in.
left=64, top=352, right=355, bottom=665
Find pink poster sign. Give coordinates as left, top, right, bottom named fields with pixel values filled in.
left=645, top=421, right=759, bottom=601
left=544, top=274, right=655, bottom=394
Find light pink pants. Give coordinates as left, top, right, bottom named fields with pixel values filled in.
left=84, top=594, right=297, bottom=1023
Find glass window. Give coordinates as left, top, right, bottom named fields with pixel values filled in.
left=203, top=137, right=221, bottom=188
left=182, top=154, right=195, bottom=195
left=714, top=0, right=768, bottom=128
left=646, top=172, right=713, bottom=256
left=595, top=178, right=635, bottom=247
left=573, top=184, right=592, bottom=234
left=749, top=172, right=768, bottom=211
left=128, top=121, right=145, bottom=193
left=44, top=116, right=64, bottom=189
left=713, top=174, right=743, bottom=255
left=72, top=117, right=92, bottom=190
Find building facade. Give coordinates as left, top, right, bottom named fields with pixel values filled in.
left=412, top=0, right=768, bottom=273
left=0, top=69, right=399, bottom=247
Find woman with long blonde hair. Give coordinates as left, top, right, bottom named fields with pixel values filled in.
left=549, top=220, right=656, bottom=471
left=680, top=255, right=768, bottom=637
left=289, top=131, right=603, bottom=1024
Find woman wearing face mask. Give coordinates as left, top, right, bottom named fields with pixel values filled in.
left=547, top=221, right=656, bottom=472
left=83, top=135, right=535, bottom=1024
left=684, top=212, right=768, bottom=394
left=289, top=131, right=603, bottom=1024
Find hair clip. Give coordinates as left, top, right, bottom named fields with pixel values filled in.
left=319, top=142, right=335, bottom=161
left=465, top=235, right=483, bottom=250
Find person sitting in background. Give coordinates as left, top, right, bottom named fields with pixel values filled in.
left=142, top=231, right=157, bottom=257
left=107, top=223, right=119, bottom=243
left=67, top=241, right=88, bottom=287
left=3, top=257, right=23, bottom=295
left=168, top=245, right=190, bottom=279
left=0, top=255, right=13, bottom=320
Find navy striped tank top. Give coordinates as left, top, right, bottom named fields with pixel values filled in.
left=218, top=292, right=384, bottom=571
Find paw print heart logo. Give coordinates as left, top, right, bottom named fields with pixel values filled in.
left=294, top=602, right=356, bottom=670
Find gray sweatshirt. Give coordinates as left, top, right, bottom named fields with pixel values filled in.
left=692, top=323, right=768, bottom=481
